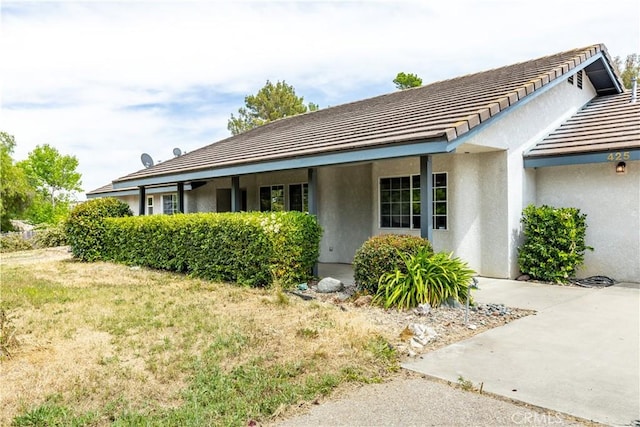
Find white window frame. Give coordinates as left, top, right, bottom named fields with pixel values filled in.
left=378, top=172, right=448, bottom=230
left=162, top=194, right=177, bottom=215
left=432, top=172, right=448, bottom=231
left=146, top=196, right=154, bottom=215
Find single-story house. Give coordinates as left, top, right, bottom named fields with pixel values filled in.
left=88, top=43, right=639, bottom=283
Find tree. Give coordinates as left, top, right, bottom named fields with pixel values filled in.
left=0, top=132, right=33, bottom=231
left=393, top=72, right=422, bottom=90
left=227, top=80, right=319, bottom=135
left=613, top=54, right=639, bottom=89
left=18, top=144, right=82, bottom=224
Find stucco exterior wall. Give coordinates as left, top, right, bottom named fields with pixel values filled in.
left=454, top=75, right=598, bottom=278
left=369, top=155, right=490, bottom=275
left=190, top=179, right=226, bottom=213
left=535, top=161, right=640, bottom=283
left=120, top=195, right=139, bottom=215
left=318, top=164, right=372, bottom=263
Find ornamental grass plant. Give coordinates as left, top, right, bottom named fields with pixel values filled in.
left=374, top=247, right=475, bottom=310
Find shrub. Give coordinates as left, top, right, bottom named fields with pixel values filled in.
left=0, top=233, right=33, bottom=253
left=373, top=248, right=475, bottom=309
left=33, top=223, right=67, bottom=248
left=518, top=204, right=592, bottom=283
left=95, top=211, right=321, bottom=287
left=65, top=198, right=133, bottom=261
left=353, top=234, right=433, bottom=294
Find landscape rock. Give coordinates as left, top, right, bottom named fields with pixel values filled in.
left=443, top=297, right=463, bottom=309
left=410, top=337, right=425, bottom=349
left=476, top=303, right=510, bottom=316
left=516, top=274, right=531, bottom=281
left=333, top=292, right=352, bottom=302
left=407, top=323, right=437, bottom=347
left=317, top=277, right=344, bottom=293
left=413, top=303, right=431, bottom=316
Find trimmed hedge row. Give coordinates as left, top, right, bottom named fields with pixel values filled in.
left=66, top=198, right=133, bottom=261
left=67, top=199, right=322, bottom=287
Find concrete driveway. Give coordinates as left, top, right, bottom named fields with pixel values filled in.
left=403, top=278, right=640, bottom=426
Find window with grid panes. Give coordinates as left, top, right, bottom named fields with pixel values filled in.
left=432, top=173, right=447, bottom=230
left=259, top=185, right=285, bottom=212
left=162, top=194, right=177, bottom=215
left=379, top=173, right=447, bottom=230
left=147, top=196, right=154, bottom=215
left=289, top=183, right=308, bottom=212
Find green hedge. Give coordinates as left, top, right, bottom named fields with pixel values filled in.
left=518, top=204, right=592, bottom=283
left=353, top=234, right=433, bottom=294
left=67, top=204, right=321, bottom=287
left=65, top=198, right=133, bottom=261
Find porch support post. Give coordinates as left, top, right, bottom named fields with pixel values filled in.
left=138, top=186, right=146, bottom=216
left=420, top=155, right=433, bottom=241
left=231, top=176, right=241, bottom=212
left=307, top=168, right=318, bottom=216
left=177, top=182, right=185, bottom=213
left=307, top=168, right=318, bottom=277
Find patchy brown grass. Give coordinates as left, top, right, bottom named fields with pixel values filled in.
left=0, top=248, right=398, bottom=425
left=1, top=247, right=534, bottom=426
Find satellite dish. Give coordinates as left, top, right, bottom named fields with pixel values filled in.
left=141, top=153, right=154, bottom=168
left=173, top=147, right=182, bottom=157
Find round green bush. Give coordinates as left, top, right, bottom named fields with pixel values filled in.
left=65, top=198, right=133, bottom=261
left=353, top=234, right=433, bottom=294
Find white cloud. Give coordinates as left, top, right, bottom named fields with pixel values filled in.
left=1, top=0, right=638, bottom=195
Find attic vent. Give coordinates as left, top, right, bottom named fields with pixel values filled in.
left=577, top=70, right=583, bottom=89
left=568, top=74, right=574, bottom=85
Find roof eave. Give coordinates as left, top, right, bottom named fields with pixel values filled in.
left=87, top=183, right=193, bottom=198
left=113, top=137, right=450, bottom=189
left=524, top=148, right=640, bottom=168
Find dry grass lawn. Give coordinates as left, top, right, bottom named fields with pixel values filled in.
left=1, top=248, right=398, bottom=426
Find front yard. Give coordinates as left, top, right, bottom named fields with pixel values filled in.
left=1, top=248, right=399, bottom=426
left=1, top=247, right=528, bottom=426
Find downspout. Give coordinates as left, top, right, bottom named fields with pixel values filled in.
left=631, top=77, right=637, bottom=103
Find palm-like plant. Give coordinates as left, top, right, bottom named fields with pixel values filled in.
left=373, top=248, right=475, bottom=310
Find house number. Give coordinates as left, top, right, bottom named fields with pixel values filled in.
left=607, top=152, right=630, bottom=161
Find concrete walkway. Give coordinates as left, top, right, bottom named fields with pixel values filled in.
left=404, top=278, right=640, bottom=426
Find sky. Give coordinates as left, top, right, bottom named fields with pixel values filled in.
left=1, top=0, right=639, bottom=197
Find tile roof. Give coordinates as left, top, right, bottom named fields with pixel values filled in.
left=88, top=182, right=117, bottom=194
left=525, top=86, right=640, bottom=158
left=114, top=44, right=618, bottom=186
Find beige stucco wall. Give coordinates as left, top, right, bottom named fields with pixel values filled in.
left=451, top=75, right=598, bottom=278
left=364, top=78, right=597, bottom=278
left=369, top=153, right=510, bottom=278
left=317, top=164, right=373, bottom=263
left=120, top=195, right=139, bottom=215
left=535, top=161, right=640, bottom=283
